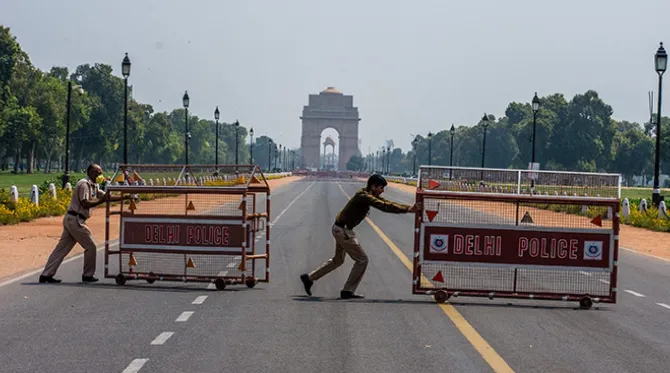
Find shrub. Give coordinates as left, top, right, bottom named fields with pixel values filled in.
left=0, top=173, right=293, bottom=225
left=0, top=187, right=71, bottom=225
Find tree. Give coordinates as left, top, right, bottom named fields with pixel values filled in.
left=346, top=154, right=364, bottom=171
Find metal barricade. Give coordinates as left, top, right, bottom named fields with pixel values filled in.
left=104, top=164, right=271, bottom=290
left=412, top=166, right=621, bottom=309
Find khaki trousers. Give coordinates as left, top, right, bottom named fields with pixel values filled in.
left=308, top=224, right=369, bottom=292
left=42, top=214, right=97, bottom=277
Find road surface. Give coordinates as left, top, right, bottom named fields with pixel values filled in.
left=0, top=179, right=668, bottom=372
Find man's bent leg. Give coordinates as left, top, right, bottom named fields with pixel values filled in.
left=66, top=218, right=98, bottom=279
left=308, top=242, right=345, bottom=282
left=341, top=232, right=368, bottom=294
left=41, top=223, right=76, bottom=279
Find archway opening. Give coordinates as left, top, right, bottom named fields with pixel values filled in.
left=320, top=128, right=339, bottom=171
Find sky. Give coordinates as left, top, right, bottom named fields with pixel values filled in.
left=1, top=0, right=669, bottom=155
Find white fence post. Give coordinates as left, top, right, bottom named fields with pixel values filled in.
left=30, top=185, right=39, bottom=206
left=9, top=186, right=19, bottom=202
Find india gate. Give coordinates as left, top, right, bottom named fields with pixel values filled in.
left=300, top=87, right=361, bottom=170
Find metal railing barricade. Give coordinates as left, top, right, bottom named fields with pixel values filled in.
left=412, top=165, right=621, bottom=309
left=104, top=164, right=271, bottom=290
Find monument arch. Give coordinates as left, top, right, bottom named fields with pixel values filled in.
left=300, top=87, right=361, bottom=170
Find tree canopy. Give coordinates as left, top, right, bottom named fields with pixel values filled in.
left=0, top=25, right=289, bottom=174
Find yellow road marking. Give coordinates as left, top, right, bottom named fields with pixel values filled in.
left=337, top=183, right=515, bottom=373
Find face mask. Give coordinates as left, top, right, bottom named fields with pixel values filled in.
left=96, top=174, right=106, bottom=184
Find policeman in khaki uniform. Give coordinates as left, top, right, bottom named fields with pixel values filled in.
left=300, top=174, right=420, bottom=299
left=39, top=164, right=130, bottom=283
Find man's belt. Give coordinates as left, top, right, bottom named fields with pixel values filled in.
left=67, top=211, right=87, bottom=220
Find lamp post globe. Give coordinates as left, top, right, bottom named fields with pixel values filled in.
left=656, top=42, right=667, bottom=73
left=122, top=53, right=131, bottom=78
left=182, top=91, right=189, bottom=108
left=532, top=92, right=540, bottom=113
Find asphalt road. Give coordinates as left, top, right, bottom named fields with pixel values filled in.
left=0, top=179, right=668, bottom=373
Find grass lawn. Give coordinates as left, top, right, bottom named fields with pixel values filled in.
left=0, top=171, right=86, bottom=196
left=621, top=187, right=670, bottom=201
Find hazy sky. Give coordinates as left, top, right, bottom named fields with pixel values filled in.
left=1, top=0, right=669, bottom=154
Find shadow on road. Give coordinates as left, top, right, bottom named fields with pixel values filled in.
left=447, top=300, right=612, bottom=311
left=291, top=294, right=436, bottom=305
left=20, top=281, right=239, bottom=293
left=292, top=294, right=610, bottom=311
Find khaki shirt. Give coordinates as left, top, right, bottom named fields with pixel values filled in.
left=69, top=178, right=105, bottom=219
left=335, top=188, right=410, bottom=229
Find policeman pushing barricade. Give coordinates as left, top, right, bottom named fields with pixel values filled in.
left=39, top=164, right=132, bottom=284
left=300, top=174, right=420, bottom=299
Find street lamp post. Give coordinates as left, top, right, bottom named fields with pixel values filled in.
left=268, top=140, right=273, bottom=172
left=450, top=124, right=455, bottom=180
left=412, top=137, right=418, bottom=176
left=386, top=145, right=391, bottom=174
left=234, top=120, right=240, bottom=165
left=653, top=42, right=667, bottom=207
left=531, top=93, right=541, bottom=189
left=122, top=53, right=131, bottom=165
left=449, top=124, right=455, bottom=167
left=183, top=91, right=190, bottom=166
left=531, top=92, right=541, bottom=166
left=427, top=132, right=433, bottom=166
left=382, top=148, right=386, bottom=174
left=214, top=106, right=220, bottom=167
left=481, top=114, right=489, bottom=180
left=274, top=146, right=278, bottom=169
left=63, top=81, right=83, bottom=188
left=249, top=128, right=254, bottom=164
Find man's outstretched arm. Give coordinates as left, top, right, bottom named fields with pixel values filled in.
left=365, top=193, right=417, bottom=214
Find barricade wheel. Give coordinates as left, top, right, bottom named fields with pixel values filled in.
left=215, top=278, right=226, bottom=290
left=245, top=277, right=258, bottom=288
left=115, top=274, right=126, bottom=286
left=579, top=296, right=593, bottom=310
left=434, top=290, right=449, bottom=304
left=146, top=272, right=156, bottom=284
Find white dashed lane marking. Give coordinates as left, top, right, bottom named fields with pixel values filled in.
left=656, top=303, right=670, bottom=310
left=122, top=359, right=148, bottom=373
left=175, top=311, right=194, bottom=322
left=624, top=290, right=645, bottom=297
left=192, top=295, right=207, bottom=304
left=150, top=332, right=174, bottom=346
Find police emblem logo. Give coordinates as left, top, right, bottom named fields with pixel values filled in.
left=583, top=241, right=603, bottom=260
left=429, top=234, right=449, bottom=253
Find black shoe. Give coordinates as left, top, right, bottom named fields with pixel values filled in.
left=300, top=274, right=313, bottom=296
left=38, top=275, right=61, bottom=284
left=81, top=275, right=99, bottom=283
left=340, top=291, right=364, bottom=299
